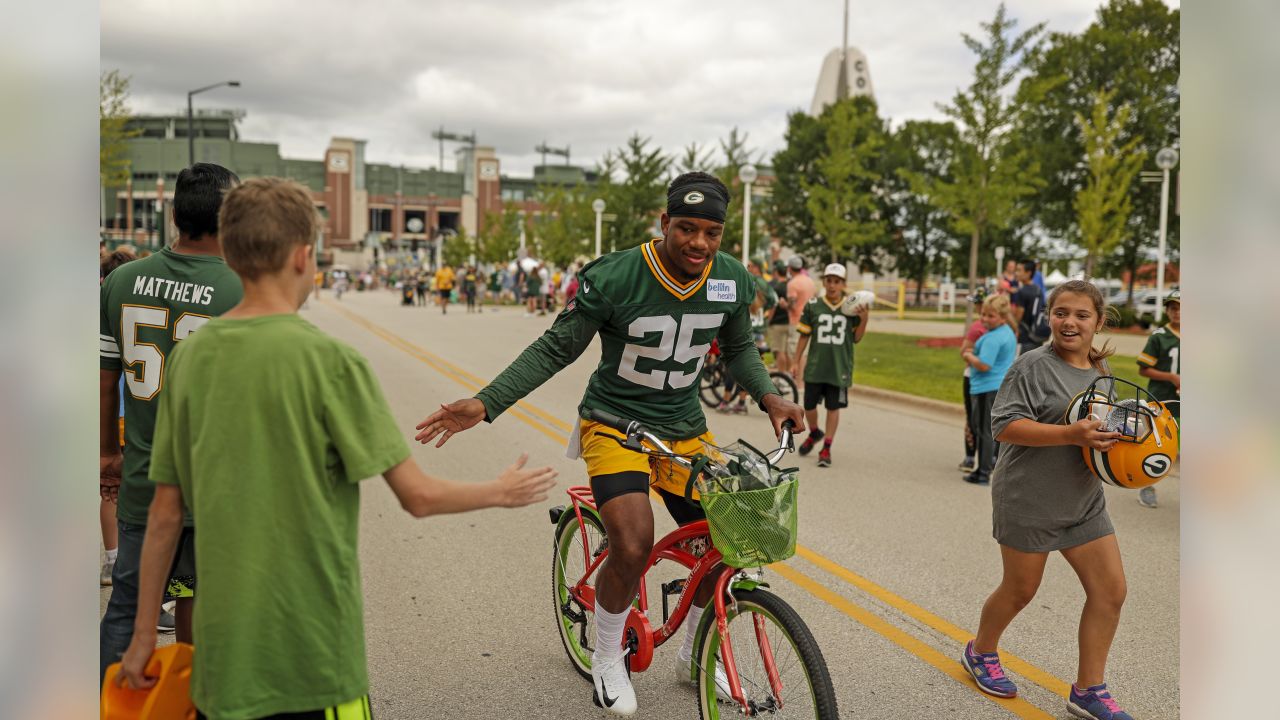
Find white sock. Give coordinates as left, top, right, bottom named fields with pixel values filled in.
left=678, top=604, right=705, bottom=663
left=105, top=548, right=118, bottom=563
left=593, top=604, right=629, bottom=663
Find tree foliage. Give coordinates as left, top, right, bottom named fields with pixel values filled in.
left=1073, top=89, right=1146, bottom=278
left=596, top=134, right=670, bottom=252
left=802, top=98, right=887, bottom=265
left=884, top=120, right=965, bottom=302
left=100, top=70, right=140, bottom=189
left=903, top=3, right=1047, bottom=320
left=1018, top=0, right=1179, bottom=298
left=476, top=202, right=527, bottom=264
left=534, top=182, right=595, bottom=267
left=712, top=127, right=760, bottom=262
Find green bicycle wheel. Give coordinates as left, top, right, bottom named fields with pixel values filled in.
left=694, top=588, right=838, bottom=719
left=552, top=509, right=607, bottom=679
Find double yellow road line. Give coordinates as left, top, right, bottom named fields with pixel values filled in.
left=323, top=300, right=1070, bottom=718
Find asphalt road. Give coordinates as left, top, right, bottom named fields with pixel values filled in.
left=102, top=292, right=1180, bottom=719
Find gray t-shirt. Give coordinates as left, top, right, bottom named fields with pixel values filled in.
left=989, top=345, right=1114, bottom=552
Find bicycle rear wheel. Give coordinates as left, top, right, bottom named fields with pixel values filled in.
left=694, top=588, right=838, bottom=719
left=700, top=363, right=727, bottom=408
left=552, top=509, right=607, bottom=679
left=769, top=371, right=799, bottom=404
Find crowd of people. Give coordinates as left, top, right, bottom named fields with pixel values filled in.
left=97, top=165, right=1178, bottom=720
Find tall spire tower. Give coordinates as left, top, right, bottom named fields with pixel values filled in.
left=810, top=0, right=874, bottom=115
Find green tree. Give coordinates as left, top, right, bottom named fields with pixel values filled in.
left=1018, top=0, right=1179, bottom=302
left=100, top=70, right=140, bottom=217
left=765, top=110, right=827, bottom=261
left=441, top=232, right=472, bottom=268
left=476, top=202, right=526, bottom=264
left=884, top=120, right=964, bottom=304
left=677, top=142, right=714, bottom=174
left=904, top=4, right=1048, bottom=324
left=598, top=134, right=670, bottom=252
left=534, top=182, right=594, bottom=267
left=713, top=127, right=760, bottom=262
left=802, top=98, right=887, bottom=265
left=1073, top=89, right=1147, bottom=278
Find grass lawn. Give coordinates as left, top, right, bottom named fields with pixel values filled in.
left=852, top=333, right=1146, bottom=405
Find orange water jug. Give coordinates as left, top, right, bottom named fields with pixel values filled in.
left=101, top=642, right=196, bottom=720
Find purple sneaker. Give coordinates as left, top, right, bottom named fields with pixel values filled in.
left=1067, top=683, right=1133, bottom=720
left=960, top=640, right=1018, bottom=697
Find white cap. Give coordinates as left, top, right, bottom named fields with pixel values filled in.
left=822, top=263, right=847, bottom=279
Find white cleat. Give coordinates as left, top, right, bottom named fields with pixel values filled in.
left=591, top=654, right=638, bottom=716
left=677, top=656, right=733, bottom=702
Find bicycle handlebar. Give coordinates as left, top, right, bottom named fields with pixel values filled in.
left=583, top=407, right=796, bottom=470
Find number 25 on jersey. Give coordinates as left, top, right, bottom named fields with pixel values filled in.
left=617, top=313, right=723, bottom=390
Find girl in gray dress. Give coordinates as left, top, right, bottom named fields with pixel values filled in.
left=959, top=280, right=1138, bottom=720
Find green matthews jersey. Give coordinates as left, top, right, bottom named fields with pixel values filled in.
left=1137, top=326, right=1180, bottom=408
left=797, top=295, right=862, bottom=387
left=476, top=240, right=776, bottom=440
left=99, top=247, right=243, bottom=525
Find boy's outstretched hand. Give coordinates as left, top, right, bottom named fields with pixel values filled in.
left=416, top=398, right=487, bottom=447
left=496, top=453, right=558, bottom=507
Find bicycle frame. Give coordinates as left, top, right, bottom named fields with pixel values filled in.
left=562, top=484, right=785, bottom=710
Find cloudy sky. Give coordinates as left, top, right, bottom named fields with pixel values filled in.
left=102, top=0, right=1176, bottom=177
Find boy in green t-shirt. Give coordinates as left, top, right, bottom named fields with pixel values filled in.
left=115, top=178, right=557, bottom=720
left=1135, top=291, right=1180, bottom=509
left=791, top=263, right=869, bottom=467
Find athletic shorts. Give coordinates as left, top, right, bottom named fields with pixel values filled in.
left=166, top=527, right=196, bottom=599
left=765, top=324, right=790, bottom=356
left=578, top=419, right=716, bottom=500
left=197, top=695, right=373, bottom=720
left=803, top=382, right=848, bottom=411
left=437, top=289, right=451, bottom=300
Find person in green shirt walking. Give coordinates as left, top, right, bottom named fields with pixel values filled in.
left=1135, top=291, right=1180, bottom=509
left=100, top=163, right=243, bottom=680
left=115, top=178, right=557, bottom=720
left=791, top=263, right=869, bottom=467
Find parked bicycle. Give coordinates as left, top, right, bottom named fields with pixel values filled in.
left=551, top=410, right=838, bottom=718
left=699, top=340, right=799, bottom=409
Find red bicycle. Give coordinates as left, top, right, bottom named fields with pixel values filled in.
left=550, top=410, right=838, bottom=718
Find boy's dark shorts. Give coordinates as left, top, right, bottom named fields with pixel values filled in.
left=803, top=382, right=848, bottom=411
left=166, top=527, right=197, bottom=599
left=437, top=289, right=452, bottom=300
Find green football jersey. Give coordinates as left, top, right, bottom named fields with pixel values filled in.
left=477, top=240, right=775, bottom=439
left=99, top=247, right=243, bottom=525
left=797, top=296, right=862, bottom=387
left=1137, top=326, right=1180, bottom=407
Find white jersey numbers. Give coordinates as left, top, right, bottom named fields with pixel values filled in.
left=120, top=305, right=211, bottom=400
left=816, top=314, right=847, bottom=345
left=618, top=313, right=724, bottom=390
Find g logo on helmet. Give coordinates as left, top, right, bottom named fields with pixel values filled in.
left=1067, top=377, right=1179, bottom=490
left=684, top=191, right=705, bottom=205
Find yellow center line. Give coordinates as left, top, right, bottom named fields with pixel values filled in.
left=769, top=563, right=1056, bottom=720
left=320, top=298, right=1071, bottom=711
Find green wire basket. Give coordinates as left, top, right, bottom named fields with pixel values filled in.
left=697, top=472, right=798, bottom=568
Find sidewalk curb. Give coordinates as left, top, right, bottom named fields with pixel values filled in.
left=851, top=385, right=967, bottom=417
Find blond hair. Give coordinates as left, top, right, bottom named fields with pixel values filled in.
left=1047, top=279, right=1115, bottom=369
left=983, top=293, right=1017, bottom=335
left=219, top=177, right=319, bottom=281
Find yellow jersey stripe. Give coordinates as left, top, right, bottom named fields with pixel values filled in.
left=1137, top=353, right=1157, bottom=366
left=640, top=240, right=714, bottom=300
left=797, top=322, right=812, bottom=334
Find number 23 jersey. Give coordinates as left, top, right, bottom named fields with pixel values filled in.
left=476, top=240, right=774, bottom=439
left=797, top=297, right=862, bottom=387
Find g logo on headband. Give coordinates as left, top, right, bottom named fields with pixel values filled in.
left=683, top=191, right=705, bottom=205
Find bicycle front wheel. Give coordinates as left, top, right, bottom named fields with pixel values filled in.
left=552, top=509, right=606, bottom=680
left=769, top=371, right=799, bottom=404
left=694, top=588, right=838, bottom=719
left=700, top=364, right=727, bottom=407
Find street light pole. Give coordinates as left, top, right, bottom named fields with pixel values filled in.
left=1154, top=148, right=1178, bottom=323
left=738, top=165, right=758, bottom=265
left=187, top=80, right=240, bottom=167
left=592, top=198, right=606, bottom=258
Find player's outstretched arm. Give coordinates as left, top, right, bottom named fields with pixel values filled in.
left=383, top=453, right=557, bottom=517
left=415, top=398, right=487, bottom=447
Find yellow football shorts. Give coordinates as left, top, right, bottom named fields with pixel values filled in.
left=578, top=419, right=717, bottom=500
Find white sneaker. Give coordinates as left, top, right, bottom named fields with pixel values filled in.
left=676, top=655, right=733, bottom=702
left=1137, top=486, right=1158, bottom=508
left=591, top=654, right=637, bottom=716
left=100, top=559, right=114, bottom=586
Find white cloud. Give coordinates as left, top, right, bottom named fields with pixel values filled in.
left=102, top=0, right=1177, bottom=176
